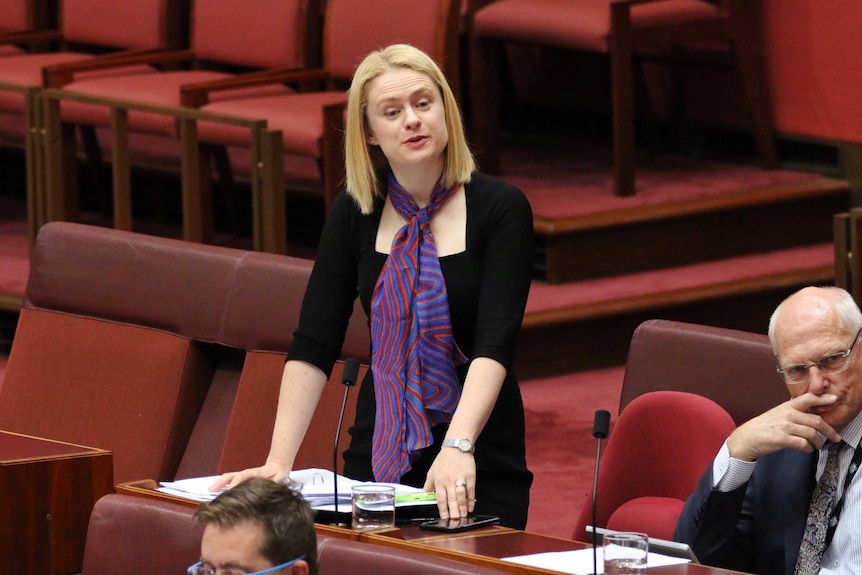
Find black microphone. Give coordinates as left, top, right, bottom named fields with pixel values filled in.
left=591, top=409, right=611, bottom=575
left=331, top=358, right=360, bottom=527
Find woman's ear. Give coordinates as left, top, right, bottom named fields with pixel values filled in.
left=290, top=560, right=309, bottom=575
left=366, top=132, right=377, bottom=145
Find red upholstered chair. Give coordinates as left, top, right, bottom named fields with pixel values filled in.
left=572, top=390, right=735, bottom=542
left=466, top=0, right=778, bottom=197
left=0, top=0, right=181, bottom=241
left=81, top=494, right=202, bottom=575
left=179, top=0, right=461, bottom=253
left=38, top=0, right=321, bottom=247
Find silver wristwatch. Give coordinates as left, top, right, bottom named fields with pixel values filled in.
left=441, top=438, right=475, bottom=454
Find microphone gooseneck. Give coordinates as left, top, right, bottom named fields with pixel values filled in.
left=591, top=409, right=611, bottom=575
left=332, top=358, right=360, bottom=527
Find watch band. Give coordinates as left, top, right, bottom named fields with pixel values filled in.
left=441, top=438, right=475, bottom=453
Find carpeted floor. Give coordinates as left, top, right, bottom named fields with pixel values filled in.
left=498, top=133, right=824, bottom=221
left=521, top=365, right=625, bottom=539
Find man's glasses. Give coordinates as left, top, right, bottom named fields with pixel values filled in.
left=187, top=554, right=305, bottom=575
left=776, top=327, right=862, bottom=385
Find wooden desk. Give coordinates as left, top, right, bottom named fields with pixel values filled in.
left=363, top=526, right=740, bottom=575
left=0, top=430, right=113, bottom=575
left=114, top=481, right=740, bottom=575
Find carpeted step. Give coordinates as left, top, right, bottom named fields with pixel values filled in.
left=516, top=242, right=834, bottom=378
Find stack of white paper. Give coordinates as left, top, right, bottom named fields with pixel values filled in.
left=157, top=468, right=435, bottom=513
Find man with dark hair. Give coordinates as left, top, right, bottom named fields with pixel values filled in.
left=189, top=477, right=318, bottom=575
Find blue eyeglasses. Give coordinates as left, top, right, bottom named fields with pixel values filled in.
left=187, top=554, right=305, bottom=575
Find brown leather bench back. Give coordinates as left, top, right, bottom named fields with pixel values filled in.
left=0, top=222, right=369, bottom=483
left=620, top=319, right=788, bottom=426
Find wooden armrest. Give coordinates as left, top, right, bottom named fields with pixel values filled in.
left=0, top=29, right=62, bottom=46
left=180, top=67, right=328, bottom=107
left=43, top=48, right=195, bottom=88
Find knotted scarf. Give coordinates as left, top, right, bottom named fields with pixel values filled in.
left=370, top=173, right=468, bottom=483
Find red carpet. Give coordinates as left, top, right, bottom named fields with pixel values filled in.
left=498, top=134, right=823, bottom=220
left=521, top=366, right=625, bottom=539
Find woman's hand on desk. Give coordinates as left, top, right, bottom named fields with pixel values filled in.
left=208, top=461, right=289, bottom=492
left=424, top=449, right=476, bottom=521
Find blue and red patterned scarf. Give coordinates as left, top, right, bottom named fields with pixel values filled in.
left=369, top=173, right=468, bottom=483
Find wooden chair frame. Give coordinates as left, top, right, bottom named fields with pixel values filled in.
left=40, top=87, right=286, bottom=252
left=466, top=0, right=778, bottom=197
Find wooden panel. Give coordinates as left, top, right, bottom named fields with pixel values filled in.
left=0, top=431, right=113, bottom=575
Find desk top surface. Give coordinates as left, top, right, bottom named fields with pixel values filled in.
left=0, top=429, right=110, bottom=463
left=115, top=481, right=739, bottom=575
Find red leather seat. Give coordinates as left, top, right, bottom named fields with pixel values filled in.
left=81, top=494, right=202, bottom=575
left=572, top=390, right=736, bottom=541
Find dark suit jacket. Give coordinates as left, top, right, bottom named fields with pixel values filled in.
left=674, top=448, right=817, bottom=575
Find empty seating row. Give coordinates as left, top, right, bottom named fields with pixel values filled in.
left=2, top=0, right=777, bottom=255
left=1, top=0, right=461, bottom=255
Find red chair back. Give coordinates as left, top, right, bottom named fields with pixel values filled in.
left=192, top=0, right=314, bottom=69
left=62, top=0, right=177, bottom=50
left=573, top=390, right=735, bottom=541
left=81, top=494, right=202, bottom=575
left=324, top=0, right=459, bottom=82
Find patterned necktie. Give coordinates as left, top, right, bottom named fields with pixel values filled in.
left=794, top=441, right=842, bottom=575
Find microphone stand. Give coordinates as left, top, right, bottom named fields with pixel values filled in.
left=331, top=358, right=359, bottom=527
left=591, top=409, right=610, bottom=575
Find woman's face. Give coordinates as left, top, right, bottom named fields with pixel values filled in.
left=364, top=67, right=448, bottom=179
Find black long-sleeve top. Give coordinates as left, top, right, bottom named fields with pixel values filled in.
left=288, top=171, right=535, bottom=528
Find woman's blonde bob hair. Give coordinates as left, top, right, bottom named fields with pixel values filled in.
left=344, top=43, right=475, bottom=214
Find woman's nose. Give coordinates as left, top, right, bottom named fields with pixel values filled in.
left=403, top=107, right=420, bottom=127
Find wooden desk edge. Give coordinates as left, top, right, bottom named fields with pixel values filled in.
left=361, top=529, right=566, bottom=575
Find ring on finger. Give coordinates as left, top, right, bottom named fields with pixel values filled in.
left=455, top=480, right=467, bottom=488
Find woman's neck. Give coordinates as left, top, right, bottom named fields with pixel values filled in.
left=390, top=166, right=443, bottom=208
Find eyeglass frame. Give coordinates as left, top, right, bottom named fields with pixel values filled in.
left=776, top=326, right=862, bottom=385
left=187, top=554, right=305, bottom=575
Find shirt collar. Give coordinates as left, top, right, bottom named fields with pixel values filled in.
left=839, top=409, right=862, bottom=450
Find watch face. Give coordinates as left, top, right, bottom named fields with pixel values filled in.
left=458, top=439, right=472, bottom=452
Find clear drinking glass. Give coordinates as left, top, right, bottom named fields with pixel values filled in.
left=603, top=532, right=648, bottom=575
left=350, top=483, right=396, bottom=530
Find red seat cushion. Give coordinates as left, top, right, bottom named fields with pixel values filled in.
left=58, top=70, right=291, bottom=135
left=606, top=496, right=686, bottom=541
left=200, top=91, right=348, bottom=157
left=473, top=0, right=720, bottom=52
